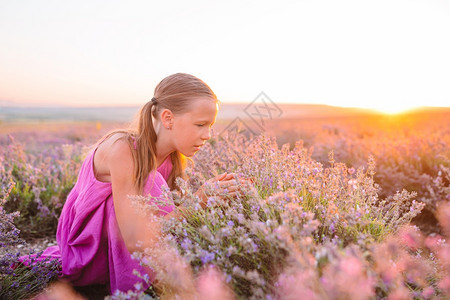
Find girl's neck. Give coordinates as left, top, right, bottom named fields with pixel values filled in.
left=153, top=119, right=175, bottom=167
left=155, top=138, right=174, bottom=167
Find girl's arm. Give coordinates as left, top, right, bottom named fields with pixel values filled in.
left=107, top=139, right=160, bottom=253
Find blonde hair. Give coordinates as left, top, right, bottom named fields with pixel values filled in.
left=100, top=73, right=218, bottom=193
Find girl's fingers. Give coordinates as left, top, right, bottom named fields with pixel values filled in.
left=207, top=173, right=227, bottom=185
left=215, top=172, right=228, bottom=181
left=218, top=173, right=235, bottom=181
left=218, top=192, right=239, bottom=201
left=218, top=179, right=237, bottom=189
left=205, top=174, right=258, bottom=203
left=224, top=185, right=239, bottom=193
left=238, top=178, right=253, bottom=185
left=225, top=173, right=236, bottom=180
left=210, top=174, right=254, bottom=197
left=216, top=173, right=253, bottom=183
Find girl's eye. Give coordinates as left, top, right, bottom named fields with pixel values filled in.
left=196, top=124, right=205, bottom=127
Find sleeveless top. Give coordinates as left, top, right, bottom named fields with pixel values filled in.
left=29, top=142, right=175, bottom=293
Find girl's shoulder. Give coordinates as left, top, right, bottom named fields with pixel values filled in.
left=93, top=132, right=135, bottom=182
left=98, top=133, right=135, bottom=159
left=99, top=130, right=136, bottom=149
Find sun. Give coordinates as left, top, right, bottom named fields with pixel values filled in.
left=371, top=103, right=418, bottom=115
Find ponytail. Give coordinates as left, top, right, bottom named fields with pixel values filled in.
left=134, top=100, right=158, bottom=193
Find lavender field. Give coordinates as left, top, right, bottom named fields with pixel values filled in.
left=1, top=106, right=450, bottom=299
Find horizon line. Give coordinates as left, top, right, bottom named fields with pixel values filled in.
left=2, top=101, right=450, bottom=110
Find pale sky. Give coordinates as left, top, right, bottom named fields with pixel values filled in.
left=0, top=0, right=449, bottom=113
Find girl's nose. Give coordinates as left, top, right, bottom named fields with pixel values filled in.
left=202, top=127, right=212, bottom=140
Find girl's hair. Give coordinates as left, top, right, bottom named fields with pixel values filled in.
left=99, top=73, right=218, bottom=193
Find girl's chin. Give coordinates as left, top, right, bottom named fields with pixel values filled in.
left=182, top=151, right=197, bottom=158
left=180, top=146, right=201, bottom=157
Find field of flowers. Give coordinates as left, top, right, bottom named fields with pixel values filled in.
left=1, top=109, right=449, bottom=299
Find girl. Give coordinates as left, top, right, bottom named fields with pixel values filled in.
left=34, top=73, right=240, bottom=293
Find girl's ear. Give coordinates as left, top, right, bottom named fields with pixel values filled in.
left=160, top=109, right=174, bottom=129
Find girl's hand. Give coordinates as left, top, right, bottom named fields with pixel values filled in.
left=213, top=172, right=240, bottom=198
left=195, top=172, right=241, bottom=208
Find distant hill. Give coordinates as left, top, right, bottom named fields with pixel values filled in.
left=0, top=106, right=141, bottom=123
left=1, top=103, right=449, bottom=123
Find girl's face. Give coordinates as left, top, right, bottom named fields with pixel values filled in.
left=171, top=97, right=218, bottom=157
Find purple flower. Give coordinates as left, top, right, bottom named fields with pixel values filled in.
left=226, top=274, right=232, bottom=283
left=329, top=224, right=335, bottom=233
left=181, top=238, right=192, bottom=251
left=200, top=250, right=215, bottom=264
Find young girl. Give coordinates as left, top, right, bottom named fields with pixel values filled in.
left=34, top=73, right=240, bottom=293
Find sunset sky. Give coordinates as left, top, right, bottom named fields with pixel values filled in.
left=0, top=0, right=449, bottom=113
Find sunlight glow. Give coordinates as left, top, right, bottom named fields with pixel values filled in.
left=371, top=103, right=419, bottom=115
